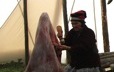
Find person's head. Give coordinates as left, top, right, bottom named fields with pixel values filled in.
left=70, top=10, right=87, bottom=31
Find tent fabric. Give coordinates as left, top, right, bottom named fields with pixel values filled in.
left=0, top=0, right=64, bottom=63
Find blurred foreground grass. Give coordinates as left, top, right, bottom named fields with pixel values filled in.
left=0, top=65, right=24, bottom=72
left=0, top=59, right=25, bottom=72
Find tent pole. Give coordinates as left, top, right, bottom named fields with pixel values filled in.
left=23, top=0, right=29, bottom=65
left=62, top=0, right=70, bottom=64
left=63, top=0, right=69, bottom=36
left=100, top=0, right=110, bottom=52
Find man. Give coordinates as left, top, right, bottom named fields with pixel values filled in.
left=64, top=10, right=102, bottom=72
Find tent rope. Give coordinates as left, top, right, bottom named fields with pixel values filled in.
left=17, top=0, right=35, bottom=45
left=68, top=0, right=76, bottom=24
left=93, top=0, right=98, bottom=39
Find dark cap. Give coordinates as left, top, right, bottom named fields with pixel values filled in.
left=70, top=10, right=87, bottom=21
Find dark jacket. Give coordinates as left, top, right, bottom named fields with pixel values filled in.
left=65, top=25, right=101, bottom=69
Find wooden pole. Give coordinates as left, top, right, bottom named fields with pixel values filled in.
left=100, top=0, right=110, bottom=52
left=62, top=0, right=69, bottom=36
left=62, top=0, right=70, bottom=64
left=23, top=0, right=29, bottom=65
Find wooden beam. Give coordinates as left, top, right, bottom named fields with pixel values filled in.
left=100, top=0, right=110, bottom=52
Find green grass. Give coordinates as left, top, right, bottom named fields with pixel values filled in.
left=0, top=66, right=24, bottom=72
left=0, top=59, right=25, bottom=72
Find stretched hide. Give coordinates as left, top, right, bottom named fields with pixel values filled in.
left=24, top=13, right=63, bottom=72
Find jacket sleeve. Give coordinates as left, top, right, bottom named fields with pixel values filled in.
left=72, top=29, right=98, bottom=53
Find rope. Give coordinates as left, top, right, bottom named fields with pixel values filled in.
left=17, top=0, right=35, bottom=45
left=93, top=0, right=98, bottom=39
left=68, top=0, right=76, bottom=24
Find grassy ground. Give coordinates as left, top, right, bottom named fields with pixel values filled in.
left=4, top=61, right=110, bottom=72
left=0, top=60, right=25, bottom=72
left=0, top=63, right=66, bottom=72
left=0, top=64, right=65, bottom=72
left=0, top=65, right=24, bottom=72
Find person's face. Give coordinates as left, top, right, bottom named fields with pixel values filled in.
left=71, top=21, right=82, bottom=31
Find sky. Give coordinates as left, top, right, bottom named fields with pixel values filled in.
left=0, top=0, right=19, bottom=27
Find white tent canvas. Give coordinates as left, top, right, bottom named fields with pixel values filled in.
left=0, top=0, right=64, bottom=63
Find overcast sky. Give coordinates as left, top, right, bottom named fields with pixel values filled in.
left=0, top=0, right=19, bottom=27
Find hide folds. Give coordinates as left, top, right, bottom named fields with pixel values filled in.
left=24, top=12, right=63, bottom=72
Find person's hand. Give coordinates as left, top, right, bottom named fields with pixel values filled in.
left=59, top=45, right=71, bottom=50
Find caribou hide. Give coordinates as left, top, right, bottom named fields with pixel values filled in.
left=24, top=12, right=64, bottom=72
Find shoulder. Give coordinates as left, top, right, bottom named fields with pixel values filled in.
left=68, top=29, right=75, bottom=34
left=84, top=27, right=95, bottom=34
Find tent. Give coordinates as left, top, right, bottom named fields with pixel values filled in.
left=0, top=0, right=64, bottom=64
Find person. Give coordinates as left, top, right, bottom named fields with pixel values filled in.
left=64, top=10, right=102, bottom=72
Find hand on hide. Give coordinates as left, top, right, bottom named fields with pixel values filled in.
left=59, top=45, right=71, bottom=50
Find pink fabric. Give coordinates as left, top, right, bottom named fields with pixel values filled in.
left=24, top=13, right=63, bottom=72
